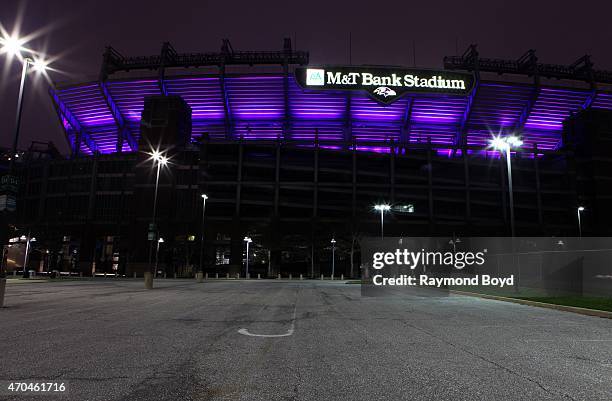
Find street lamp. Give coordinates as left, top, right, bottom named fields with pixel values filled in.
left=199, top=194, right=208, bottom=275
left=154, top=237, right=164, bottom=276
left=145, top=150, right=168, bottom=287
left=1, top=34, right=50, bottom=172
left=244, top=236, right=252, bottom=278
left=22, top=235, right=36, bottom=278
left=374, top=204, right=391, bottom=238
left=577, top=206, right=585, bottom=237
left=490, top=135, right=523, bottom=237
left=330, top=238, right=336, bottom=279
left=449, top=235, right=461, bottom=252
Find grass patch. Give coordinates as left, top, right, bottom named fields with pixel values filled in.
left=515, top=296, right=612, bottom=312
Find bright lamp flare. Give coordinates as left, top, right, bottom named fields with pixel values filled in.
left=489, top=135, right=523, bottom=151
left=0, top=34, right=26, bottom=57
left=30, top=57, right=48, bottom=72
left=374, top=204, right=391, bottom=211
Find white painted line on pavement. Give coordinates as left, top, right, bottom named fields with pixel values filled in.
left=238, top=300, right=298, bottom=338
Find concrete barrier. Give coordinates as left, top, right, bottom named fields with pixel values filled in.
left=144, top=272, right=153, bottom=289
left=0, top=278, right=6, bottom=308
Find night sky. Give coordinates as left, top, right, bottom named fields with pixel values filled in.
left=1, top=0, right=611, bottom=154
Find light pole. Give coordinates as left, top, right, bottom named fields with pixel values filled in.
left=22, top=234, right=36, bottom=278
left=490, top=136, right=523, bottom=237
left=577, top=206, right=585, bottom=237
left=449, top=234, right=461, bottom=252
left=145, top=151, right=168, bottom=288
left=0, top=34, right=50, bottom=172
left=374, top=204, right=391, bottom=239
left=198, top=194, right=208, bottom=280
left=330, top=238, right=336, bottom=279
left=154, top=237, right=164, bottom=276
left=244, top=237, right=252, bottom=278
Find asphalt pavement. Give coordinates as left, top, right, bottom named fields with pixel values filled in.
left=0, top=279, right=610, bottom=401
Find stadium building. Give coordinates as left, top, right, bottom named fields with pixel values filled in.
left=4, top=39, right=612, bottom=277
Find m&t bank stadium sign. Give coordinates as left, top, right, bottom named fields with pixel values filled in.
left=295, top=66, right=475, bottom=104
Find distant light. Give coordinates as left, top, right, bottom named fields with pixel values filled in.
left=19, top=235, right=26, bottom=241
left=201, top=194, right=208, bottom=199
left=374, top=204, right=391, bottom=211
left=578, top=206, right=585, bottom=212
left=158, top=237, right=164, bottom=243
left=160, top=156, right=168, bottom=165
left=331, top=238, right=336, bottom=244
left=244, top=236, right=252, bottom=243
left=30, top=237, right=36, bottom=242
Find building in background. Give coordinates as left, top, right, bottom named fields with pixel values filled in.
left=5, top=41, right=612, bottom=277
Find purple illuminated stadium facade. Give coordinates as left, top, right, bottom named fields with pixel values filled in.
left=7, top=41, right=612, bottom=277
left=49, top=44, right=612, bottom=157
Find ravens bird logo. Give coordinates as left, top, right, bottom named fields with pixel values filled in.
left=373, top=86, right=397, bottom=98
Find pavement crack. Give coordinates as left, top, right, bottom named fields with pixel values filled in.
left=399, top=320, right=579, bottom=401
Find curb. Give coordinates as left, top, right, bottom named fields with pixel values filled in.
left=450, top=289, right=612, bottom=319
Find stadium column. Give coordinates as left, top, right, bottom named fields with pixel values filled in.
left=499, top=153, right=509, bottom=233
left=390, top=145, right=396, bottom=204
left=228, top=142, right=243, bottom=276
left=463, top=146, right=471, bottom=234
left=533, top=144, right=544, bottom=230
left=352, top=140, right=357, bottom=218
left=427, top=139, right=434, bottom=234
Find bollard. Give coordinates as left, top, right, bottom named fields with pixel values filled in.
left=205, top=273, right=208, bottom=280
left=225, top=273, right=229, bottom=279
left=300, top=274, right=303, bottom=280
left=289, top=274, right=292, bottom=280
left=257, top=273, right=261, bottom=279
left=331, top=275, right=334, bottom=281
left=216, top=273, right=219, bottom=279
left=144, top=272, right=153, bottom=289
left=246, top=273, right=250, bottom=279
left=196, top=272, right=203, bottom=283
left=13, top=270, right=17, bottom=277
left=321, top=274, right=324, bottom=280
left=133, top=272, right=137, bottom=279
left=79, top=272, right=83, bottom=278
left=0, top=277, right=5, bottom=308
left=277, top=274, right=281, bottom=280
left=341, top=274, right=344, bottom=280
left=174, top=273, right=177, bottom=279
